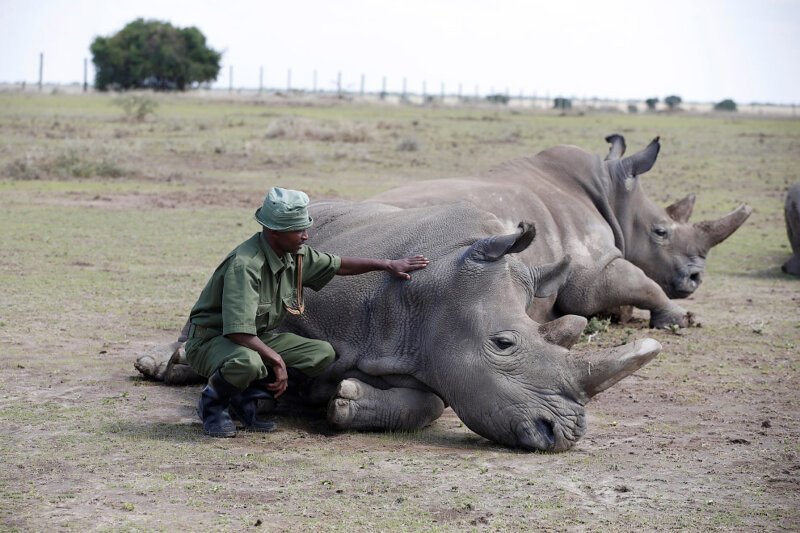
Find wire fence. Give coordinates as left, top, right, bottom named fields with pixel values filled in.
left=3, top=55, right=797, bottom=117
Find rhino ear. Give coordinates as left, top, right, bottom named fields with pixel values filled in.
left=530, top=254, right=572, bottom=298
left=468, top=222, right=536, bottom=262
left=604, top=134, right=627, bottom=160
left=665, top=193, right=696, bottom=223
left=621, top=137, right=660, bottom=178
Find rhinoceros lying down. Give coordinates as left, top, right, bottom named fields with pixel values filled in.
left=783, top=183, right=800, bottom=276
left=138, top=201, right=661, bottom=452
left=372, top=135, right=752, bottom=328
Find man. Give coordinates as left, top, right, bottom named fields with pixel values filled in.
left=185, top=187, right=429, bottom=437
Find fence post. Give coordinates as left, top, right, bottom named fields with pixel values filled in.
left=229, top=65, right=233, bottom=93
left=381, top=76, right=386, bottom=99
left=360, top=74, right=365, bottom=97
left=402, top=77, right=407, bottom=99
left=287, top=68, right=292, bottom=92
left=337, top=71, right=342, bottom=97
left=83, top=57, right=88, bottom=92
left=313, top=69, right=317, bottom=93
left=38, top=53, right=43, bottom=91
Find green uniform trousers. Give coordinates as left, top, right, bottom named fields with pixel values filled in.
left=185, top=330, right=335, bottom=390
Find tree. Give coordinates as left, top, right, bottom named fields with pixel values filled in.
left=91, top=19, right=221, bottom=91
left=664, top=95, right=682, bottom=110
left=714, top=99, right=737, bottom=112
left=645, top=97, right=659, bottom=111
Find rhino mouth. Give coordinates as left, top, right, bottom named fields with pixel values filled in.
left=511, top=407, right=587, bottom=452
left=665, top=263, right=704, bottom=299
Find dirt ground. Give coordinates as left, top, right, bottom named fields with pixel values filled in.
left=1, top=95, right=798, bottom=530
left=2, top=192, right=797, bottom=532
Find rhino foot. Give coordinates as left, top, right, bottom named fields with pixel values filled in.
left=326, top=379, right=445, bottom=432
left=649, top=304, right=691, bottom=329
left=327, top=379, right=364, bottom=428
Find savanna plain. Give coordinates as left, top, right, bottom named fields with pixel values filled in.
left=0, top=91, right=798, bottom=531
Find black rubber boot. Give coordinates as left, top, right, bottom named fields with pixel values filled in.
left=196, top=370, right=239, bottom=438
left=229, top=380, right=278, bottom=432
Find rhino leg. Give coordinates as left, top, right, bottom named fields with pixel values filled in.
left=327, top=379, right=445, bottom=432
left=559, top=258, right=690, bottom=329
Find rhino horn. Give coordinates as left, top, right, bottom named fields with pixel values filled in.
left=530, top=254, right=572, bottom=298
left=468, top=222, right=535, bottom=262
left=621, top=137, right=660, bottom=177
left=665, top=193, right=697, bottom=223
left=538, top=314, right=587, bottom=349
left=604, top=134, right=627, bottom=160
left=695, top=204, right=753, bottom=249
left=575, top=338, right=662, bottom=399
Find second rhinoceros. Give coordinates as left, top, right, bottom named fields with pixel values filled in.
left=372, top=135, right=752, bottom=328
left=783, top=182, right=800, bottom=276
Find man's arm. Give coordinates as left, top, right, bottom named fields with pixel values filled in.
left=337, top=255, right=429, bottom=280
left=225, top=333, right=288, bottom=397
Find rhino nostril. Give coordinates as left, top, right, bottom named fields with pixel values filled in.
left=536, top=419, right=556, bottom=448
left=689, top=272, right=701, bottom=285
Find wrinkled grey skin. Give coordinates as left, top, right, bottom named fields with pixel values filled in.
left=783, top=183, right=800, bottom=276
left=372, top=135, right=752, bottom=328
left=272, top=201, right=661, bottom=452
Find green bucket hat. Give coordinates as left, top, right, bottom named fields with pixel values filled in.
left=254, top=187, right=313, bottom=231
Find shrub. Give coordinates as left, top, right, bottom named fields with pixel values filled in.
left=714, top=99, right=737, bottom=112
left=113, top=94, right=159, bottom=121
left=664, top=95, right=682, bottom=110
left=265, top=117, right=374, bottom=143
left=485, top=94, right=510, bottom=105
left=645, top=98, right=659, bottom=111
left=396, top=136, right=420, bottom=152
left=553, top=97, right=572, bottom=110
left=4, top=150, right=125, bottom=180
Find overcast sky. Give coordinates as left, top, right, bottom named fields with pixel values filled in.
left=2, top=0, right=798, bottom=104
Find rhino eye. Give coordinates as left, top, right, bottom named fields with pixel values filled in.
left=653, top=226, right=669, bottom=238
left=490, top=335, right=516, bottom=351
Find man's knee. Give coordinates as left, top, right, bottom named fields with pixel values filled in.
left=220, top=348, right=267, bottom=389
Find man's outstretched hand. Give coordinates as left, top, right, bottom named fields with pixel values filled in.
left=386, top=255, right=430, bottom=280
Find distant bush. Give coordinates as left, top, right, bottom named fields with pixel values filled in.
left=645, top=98, right=659, bottom=111
left=485, top=94, right=510, bottom=105
left=265, top=117, right=374, bottom=143
left=91, top=18, right=221, bottom=91
left=714, top=99, right=737, bottom=112
left=553, top=97, right=572, bottom=110
left=113, top=94, right=159, bottom=121
left=665, top=95, right=682, bottom=110
left=4, top=150, right=125, bottom=180
left=627, top=104, right=638, bottom=114
left=396, top=136, right=420, bottom=152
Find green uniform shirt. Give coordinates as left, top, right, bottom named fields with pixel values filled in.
left=189, top=233, right=341, bottom=337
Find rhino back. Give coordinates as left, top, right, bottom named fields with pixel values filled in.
left=284, top=201, right=507, bottom=373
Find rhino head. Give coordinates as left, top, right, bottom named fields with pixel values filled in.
left=605, top=136, right=752, bottom=298
left=417, top=222, right=661, bottom=452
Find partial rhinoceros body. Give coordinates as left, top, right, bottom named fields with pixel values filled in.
left=371, top=135, right=752, bottom=328
left=275, top=200, right=661, bottom=452
left=783, top=183, right=800, bottom=276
